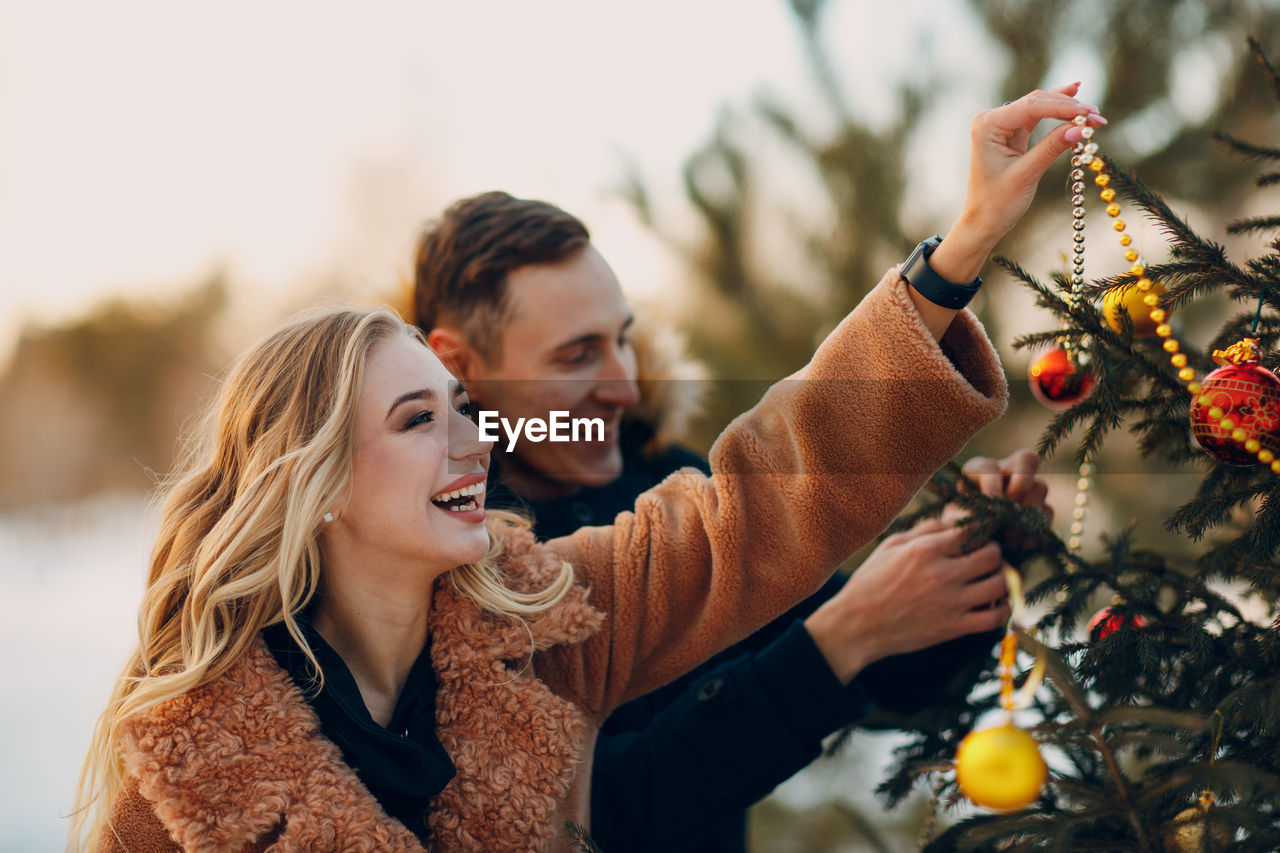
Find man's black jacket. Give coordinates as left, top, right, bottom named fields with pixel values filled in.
left=487, top=424, right=997, bottom=853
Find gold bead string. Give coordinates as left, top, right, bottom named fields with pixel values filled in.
left=997, top=630, right=1019, bottom=712
left=1081, top=121, right=1280, bottom=474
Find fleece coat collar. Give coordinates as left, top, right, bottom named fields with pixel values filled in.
left=115, top=528, right=604, bottom=852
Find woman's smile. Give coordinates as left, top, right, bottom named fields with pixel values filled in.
left=430, top=473, right=487, bottom=523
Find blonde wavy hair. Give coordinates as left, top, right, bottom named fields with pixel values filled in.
left=68, top=307, right=573, bottom=851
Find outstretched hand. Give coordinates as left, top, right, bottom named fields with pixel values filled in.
left=911, top=83, right=1107, bottom=339
left=958, top=83, right=1107, bottom=249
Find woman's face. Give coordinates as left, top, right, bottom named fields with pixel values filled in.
left=325, top=333, right=494, bottom=582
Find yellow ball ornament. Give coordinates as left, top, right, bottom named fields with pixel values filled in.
left=1164, top=802, right=1233, bottom=852
left=955, top=723, right=1047, bottom=811
left=1104, top=279, right=1167, bottom=337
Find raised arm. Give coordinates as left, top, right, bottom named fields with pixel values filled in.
left=546, top=273, right=1007, bottom=716
left=911, top=84, right=1104, bottom=340
left=543, top=87, right=1102, bottom=718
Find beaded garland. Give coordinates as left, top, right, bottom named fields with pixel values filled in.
left=1077, top=115, right=1280, bottom=474
left=1064, top=115, right=1099, bottom=554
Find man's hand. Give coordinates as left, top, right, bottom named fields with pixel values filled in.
left=805, top=448, right=1053, bottom=685
left=804, top=519, right=1009, bottom=684
left=961, top=448, right=1051, bottom=514
left=949, top=448, right=1054, bottom=554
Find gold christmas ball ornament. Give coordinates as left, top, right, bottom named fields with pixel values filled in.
left=1104, top=278, right=1166, bottom=337
left=955, top=723, right=1047, bottom=811
left=1164, top=800, right=1234, bottom=852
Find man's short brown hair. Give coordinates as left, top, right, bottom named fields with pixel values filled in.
left=413, top=191, right=590, bottom=361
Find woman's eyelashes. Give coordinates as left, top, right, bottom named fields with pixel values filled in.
left=403, top=410, right=435, bottom=430
left=403, top=401, right=478, bottom=431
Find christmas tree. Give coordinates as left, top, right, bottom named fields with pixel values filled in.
left=867, top=38, right=1280, bottom=852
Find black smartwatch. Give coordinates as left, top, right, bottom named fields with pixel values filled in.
left=900, top=234, right=982, bottom=310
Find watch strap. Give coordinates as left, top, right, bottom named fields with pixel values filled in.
left=901, top=235, right=982, bottom=310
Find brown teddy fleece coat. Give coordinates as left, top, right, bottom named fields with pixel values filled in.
left=99, top=271, right=1009, bottom=852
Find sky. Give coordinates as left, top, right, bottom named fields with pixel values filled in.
left=0, top=0, right=1003, bottom=364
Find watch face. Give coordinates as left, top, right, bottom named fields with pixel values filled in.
left=905, top=238, right=939, bottom=283
left=903, top=236, right=980, bottom=308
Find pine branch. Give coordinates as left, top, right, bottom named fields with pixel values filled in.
left=1228, top=214, right=1280, bottom=235
left=563, top=822, right=604, bottom=853
left=1166, top=465, right=1271, bottom=540
left=1248, top=35, right=1280, bottom=105
left=1212, top=130, right=1280, bottom=164
left=1101, top=165, right=1261, bottom=307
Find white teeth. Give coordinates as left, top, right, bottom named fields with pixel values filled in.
left=431, top=481, right=485, bottom=504
left=448, top=500, right=478, bottom=512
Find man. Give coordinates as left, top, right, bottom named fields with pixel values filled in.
left=413, top=191, right=1049, bottom=852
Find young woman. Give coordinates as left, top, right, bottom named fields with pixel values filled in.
left=72, top=89, right=1103, bottom=852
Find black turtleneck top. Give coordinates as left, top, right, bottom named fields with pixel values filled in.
left=262, top=613, right=454, bottom=846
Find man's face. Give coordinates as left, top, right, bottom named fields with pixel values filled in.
left=465, top=244, right=640, bottom=498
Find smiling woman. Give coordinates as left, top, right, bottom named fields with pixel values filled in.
left=69, top=309, right=578, bottom=851
left=71, top=275, right=1009, bottom=852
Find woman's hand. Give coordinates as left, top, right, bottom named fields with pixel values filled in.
left=931, top=83, right=1107, bottom=285
left=909, top=84, right=1107, bottom=339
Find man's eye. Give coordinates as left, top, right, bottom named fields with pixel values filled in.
left=560, top=346, right=593, bottom=366
left=405, top=411, right=435, bottom=429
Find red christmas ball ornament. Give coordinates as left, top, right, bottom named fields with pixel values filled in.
left=1087, top=606, right=1146, bottom=640
left=1189, top=338, right=1280, bottom=466
left=1029, top=347, right=1094, bottom=410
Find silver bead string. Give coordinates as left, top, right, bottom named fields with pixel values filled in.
left=1069, top=461, right=1095, bottom=553
left=916, top=775, right=944, bottom=851
left=1067, top=114, right=1095, bottom=308
left=1066, top=114, right=1097, bottom=557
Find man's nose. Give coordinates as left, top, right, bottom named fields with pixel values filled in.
left=448, top=407, right=494, bottom=463
left=593, top=349, right=640, bottom=408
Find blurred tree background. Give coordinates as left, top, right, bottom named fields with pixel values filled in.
left=5, top=0, right=1274, bottom=511
left=0, top=278, right=228, bottom=509
left=624, top=0, right=1280, bottom=461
